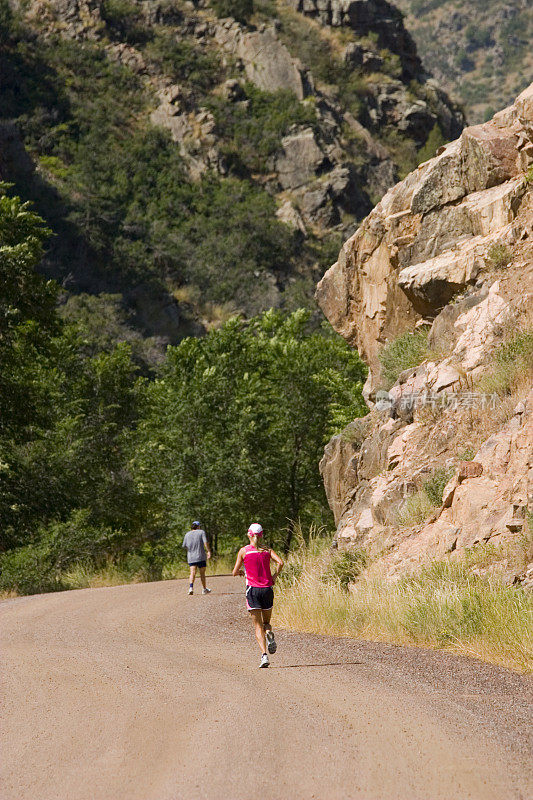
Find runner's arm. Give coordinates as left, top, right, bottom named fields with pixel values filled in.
left=232, top=548, right=245, bottom=577
left=202, top=531, right=212, bottom=560
left=270, top=549, right=284, bottom=584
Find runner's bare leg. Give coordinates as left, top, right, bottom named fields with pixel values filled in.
left=199, top=567, right=207, bottom=589
left=262, top=608, right=272, bottom=631
left=250, top=609, right=267, bottom=653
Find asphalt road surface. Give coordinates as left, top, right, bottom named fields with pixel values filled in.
left=1, top=575, right=532, bottom=800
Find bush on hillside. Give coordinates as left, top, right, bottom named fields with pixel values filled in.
left=417, top=122, right=446, bottom=164
left=208, top=84, right=317, bottom=174
left=423, top=467, right=453, bottom=506
left=486, top=242, right=511, bottom=269
left=145, top=32, right=220, bottom=91
left=378, top=329, right=431, bottom=389
left=210, top=0, right=254, bottom=24
left=479, top=330, right=533, bottom=396
left=101, top=0, right=150, bottom=45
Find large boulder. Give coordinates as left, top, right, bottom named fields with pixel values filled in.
left=276, top=129, right=326, bottom=190
left=214, top=22, right=311, bottom=99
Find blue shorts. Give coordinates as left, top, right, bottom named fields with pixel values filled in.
left=189, top=560, right=206, bottom=568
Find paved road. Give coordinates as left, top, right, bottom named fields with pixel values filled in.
left=1, top=576, right=532, bottom=800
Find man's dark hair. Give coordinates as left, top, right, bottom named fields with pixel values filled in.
left=192, top=521, right=199, bottom=529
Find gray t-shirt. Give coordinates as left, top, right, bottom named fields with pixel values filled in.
left=182, top=529, right=208, bottom=564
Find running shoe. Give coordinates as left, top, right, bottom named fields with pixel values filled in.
left=259, top=654, right=270, bottom=668
left=202, top=588, right=211, bottom=594
left=188, top=587, right=193, bottom=595
left=265, top=630, right=277, bottom=654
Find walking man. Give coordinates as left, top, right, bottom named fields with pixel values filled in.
left=183, top=521, right=212, bottom=595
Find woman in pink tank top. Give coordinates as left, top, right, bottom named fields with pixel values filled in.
left=232, top=523, right=284, bottom=668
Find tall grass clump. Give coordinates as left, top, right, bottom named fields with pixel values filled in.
left=276, top=540, right=533, bottom=672
left=479, top=329, right=533, bottom=397
left=378, top=329, right=432, bottom=389
left=397, top=467, right=453, bottom=527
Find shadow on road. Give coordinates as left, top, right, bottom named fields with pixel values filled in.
left=275, top=661, right=363, bottom=669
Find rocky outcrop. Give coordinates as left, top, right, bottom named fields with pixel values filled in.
left=23, top=0, right=464, bottom=244
left=318, top=85, right=533, bottom=580
left=11, top=0, right=465, bottom=346
left=214, top=21, right=313, bottom=99
left=380, top=392, right=533, bottom=576
left=287, top=0, right=421, bottom=79
left=316, top=85, right=533, bottom=394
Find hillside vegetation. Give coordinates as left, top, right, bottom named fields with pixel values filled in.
left=0, top=0, right=462, bottom=349
left=394, top=0, right=533, bottom=123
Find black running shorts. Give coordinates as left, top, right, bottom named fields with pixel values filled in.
left=246, top=586, right=274, bottom=611
left=189, top=560, right=207, bottom=568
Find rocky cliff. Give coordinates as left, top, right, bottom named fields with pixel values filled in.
left=318, top=84, right=533, bottom=585
left=2, top=0, right=462, bottom=344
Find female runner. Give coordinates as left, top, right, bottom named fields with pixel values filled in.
left=232, top=523, right=284, bottom=668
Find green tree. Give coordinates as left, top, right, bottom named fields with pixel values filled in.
left=133, top=310, right=366, bottom=553
left=0, top=189, right=141, bottom=552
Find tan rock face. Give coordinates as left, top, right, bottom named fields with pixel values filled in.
left=276, top=129, right=325, bottom=189
left=318, top=85, right=533, bottom=581
left=316, top=84, right=533, bottom=394
left=214, top=23, right=310, bottom=100
left=380, top=392, right=533, bottom=575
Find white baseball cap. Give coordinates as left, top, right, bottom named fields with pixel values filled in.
left=247, top=523, right=263, bottom=537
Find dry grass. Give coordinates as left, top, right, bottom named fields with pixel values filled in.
left=275, top=532, right=533, bottom=673
left=170, top=283, right=238, bottom=329
left=0, top=589, right=19, bottom=601
left=62, top=555, right=235, bottom=590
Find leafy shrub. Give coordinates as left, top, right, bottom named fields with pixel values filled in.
left=480, top=330, right=533, bottom=396
left=208, top=84, right=317, bottom=173
left=0, top=511, right=128, bottom=594
left=321, top=549, right=368, bottom=591
left=42, top=511, right=129, bottom=571
left=487, top=242, right=512, bottom=269
left=378, top=329, right=431, bottom=389
left=145, top=32, right=220, bottom=91
left=423, top=467, right=453, bottom=506
left=101, top=0, right=150, bottom=45
left=0, top=545, right=59, bottom=595
left=417, top=122, right=446, bottom=164
left=210, top=0, right=254, bottom=23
